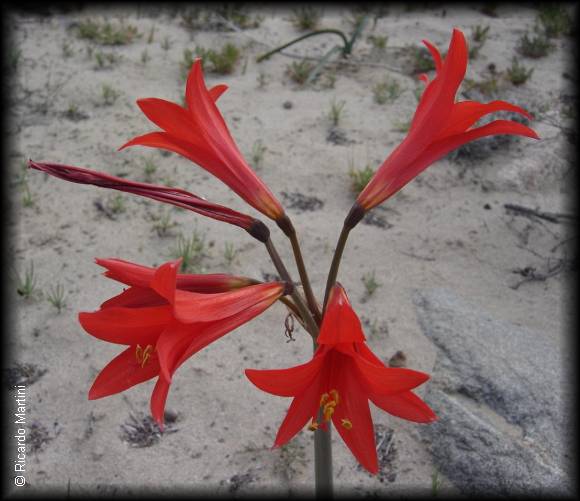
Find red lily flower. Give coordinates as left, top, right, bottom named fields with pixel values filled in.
left=119, top=59, right=285, bottom=222
left=28, top=161, right=270, bottom=242
left=245, top=284, right=435, bottom=474
left=354, top=28, right=539, bottom=220
left=80, top=258, right=286, bottom=426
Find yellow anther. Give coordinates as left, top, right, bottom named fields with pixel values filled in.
left=330, top=389, right=339, bottom=405
left=341, top=418, right=353, bottom=430
left=136, top=344, right=154, bottom=368
left=323, top=402, right=336, bottom=421
left=319, top=393, right=329, bottom=406
left=308, top=420, right=319, bottom=431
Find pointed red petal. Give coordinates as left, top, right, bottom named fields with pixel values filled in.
left=134, top=97, right=205, bottom=146
left=155, top=322, right=196, bottom=383
left=150, top=259, right=181, bottom=304
left=78, top=306, right=172, bottom=345
left=422, top=39, right=442, bottom=73
left=173, top=294, right=284, bottom=370
left=245, top=355, right=325, bottom=397
left=272, top=378, right=322, bottom=448
left=371, top=391, right=437, bottom=423
left=355, top=356, right=430, bottom=395
left=436, top=100, right=534, bottom=139
left=333, top=360, right=378, bottom=474
left=208, top=84, right=228, bottom=102
left=317, top=284, right=365, bottom=344
left=88, top=346, right=159, bottom=400
left=150, top=377, right=170, bottom=427
left=100, top=286, right=166, bottom=309
left=96, top=258, right=156, bottom=287
left=173, top=283, right=283, bottom=324
left=384, top=119, right=539, bottom=199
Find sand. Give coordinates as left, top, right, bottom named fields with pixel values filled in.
left=6, top=3, right=574, bottom=497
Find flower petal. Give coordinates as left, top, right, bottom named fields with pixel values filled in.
left=355, top=356, right=430, bottom=395
left=174, top=294, right=284, bottom=370
left=245, top=354, right=325, bottom=397
left=371, top=391, right=437, bottom=423
left=384, top=119, right=539, bottom=199
left=435, top=100, right=533, bottom=139
left=317, top=284, right=366, bottom=345
left=96, top=258, right=157, bottom=288
left=88, top=346, right=159, bottom=400
left=422, top=38, right=442, bottom=73
left=150, top=259, right=181, bottom=304
left=174, top=283, right=284, bottom=324
left=78, top=305, right=172, bottom=345
left=150, top=377, right=171, bottom=428
left=272, top=377, right=322, bottom=448
left=100, top=286, right=166, bottom=309
left=155, top=321, right=198, bottom=383
left=333, top=360, right=378, bottom=474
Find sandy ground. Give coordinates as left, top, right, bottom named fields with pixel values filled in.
left=5, top=3, right=575, bottom=497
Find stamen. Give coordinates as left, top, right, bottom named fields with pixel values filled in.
left=308, top=419, right=319, bottom=431
left=319, top=393, right=329, bottom=406
left=341, top=418, right=353, bottom=430
left=135, top=344, right=154, bottom=367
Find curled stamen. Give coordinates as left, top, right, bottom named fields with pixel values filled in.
left=308, top=419, right=319, bottom=431
left=135, top=344, right=154, bottom=368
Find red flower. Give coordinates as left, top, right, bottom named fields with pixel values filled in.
left=119, top=59, right=285, bottom=222
left=28, top=161, right=270, bottom=242
left=80, top=258, right=286, bottom=426
left=245, top=284, right=435, bottom=474
left=355, top=28, right=539, bottom=216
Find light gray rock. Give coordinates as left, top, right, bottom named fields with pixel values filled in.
left=413, top=288, right=573, bottom=496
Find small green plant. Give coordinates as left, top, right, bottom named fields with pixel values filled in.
left=322, top=71, right=337, bottom=89
left=286, top=59, right=315, bottom=85
left=152, top=209, right=178, bottom=237
left=47, top=283, right=67, bottom=313
left=373, top=78, right=402, bottom=105
left=368, top=34, right=388, bottom=50
left=161, top=36, right=172, bottom=51
left=471, top=24, right=490, bottom=43
left=431, top=468, right=442, bottom=496
left=171, top=231, right=207, bottom=272
left=62, top=41, right=74, bottom=58
left=392, top=119, right=411, bottom=133
left=140, top=49, right=150, bottom=65
left=517, top=32, right=553, bottom=58
left=213, top=4, right=262, bottom=29
left=94, top=50, right=120, bottom=69
left=100, top=83, right=120, bottom=105
left=361, top=270, right=381, bottom=300
left=251, top=140, right=267, bottom=169
left=463, top=70, right=500, bottom=96
left=107, top=193, right=126, bottom=214
left=143, top=157, right=157, bottom=181
left=147, top=25, right=156, bottom=44
left=506, top=58, right=533, bottom=86
left=224, top=242, right=238, bottom=265
left=17, top=262, right=38, bottom=299
left=75, top=18, right=140, bottom=45
left=537, top=4, right=572, bottom=38
left=194, top=43, right=241, bottom=75
left=21, top=181, right=35, bottom=208
left=410, top=46, right=437, bottom=73
left=290, top=6, right=322, bottom=31
left=328, top=98, right=346, bottom=127
left=348, top=165, right=375, bottom=195
left=256, top=71, right=268, bottom=89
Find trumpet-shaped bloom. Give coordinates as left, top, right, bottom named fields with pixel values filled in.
left=28, top=161, right=270, bottom=242
left=80, top=258, right=285, bottom=426
left=355, top=28, right=539, bottom=218
left=245, top=284, right=436, bottom=474
left=120, top=59, right=285, bottom=221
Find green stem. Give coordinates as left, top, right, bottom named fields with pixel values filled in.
left=322, top=224, right=351, bottom=312
left=257, top=29, right=350, bottom=63
left=264, top=238, right=319, bottom=338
